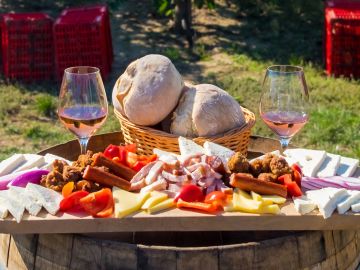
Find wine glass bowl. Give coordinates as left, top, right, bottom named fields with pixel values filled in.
left=58, top=66, right=108, bottom=154
left=259, top=65, right=309, bottom=150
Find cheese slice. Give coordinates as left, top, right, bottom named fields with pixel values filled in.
left=13, top=154, right=45, bottom=173
left=337, top=190, right=360, bottom=214
left=351, top=202, right=360, bottom=212
left=147, top=198, right=175, bottom=214
left=9, top=186, right=42, bottom=216
left=113, top=187, right=150, bottom=218
left=261, top=195, right=287, bottom=205
left=26, top=183, right=62, bottom=215
left=0, top=154, right=26, bottom=176
left=284, top=149, right=327, bottom=177
left=316, top=153, right=341, bottom=177
left=293, top=196, right=317, bottom=215
left=204, top=141, right=234, bottom=161
left=0, top=190, right=25, bottom=223
left=0, top=203, right=8, bottom=219
left=178, top=137, right=205, bottom=156
left=141, top=191, right=168, bottom=210
left=306, top=188, right=349, bottom=218
left=336, top=156, right=359, bottom=177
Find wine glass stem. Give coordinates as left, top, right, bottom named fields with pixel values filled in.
left=79, top=137, right=89, bottom=155
left=279, top=137, right=291, bottom=153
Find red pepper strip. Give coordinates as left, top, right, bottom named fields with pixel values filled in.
left=292, top=169, right=302, bottom=187
left=291, top=164, right=303, bottom=176
left=204, top=191, right=228, bottom=210
left=277, top=174, right=292, bottom=185
left=96, top=194, right=114, bottom=218
left=103, top=144, right=121, bottom=159
left=79, top=188, right=113, bottom=217
left=286, top=181, right=302, bottom=197
left=60, top=190, right=89, bottom=211
left=124, top=143, right=137, bottom=153
left=174, top=184, right=204, bottom=203
left=177, top=199, right=217, bottom=213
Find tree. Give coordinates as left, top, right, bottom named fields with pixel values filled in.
left=154, top=0, right=215, bottom=48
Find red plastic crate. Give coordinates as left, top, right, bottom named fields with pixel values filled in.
left=63, top=4, right=113, bottom=67
left=0, top=13, right=54, bottom=81
left=325, top=6, right=360, bottom=78
left=54, top=5, right=112, bottom=80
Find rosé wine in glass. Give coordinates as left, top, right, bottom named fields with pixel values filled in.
left=260, top=65, right=309, bottom=150
left=58, top=66, right=108, bottom=154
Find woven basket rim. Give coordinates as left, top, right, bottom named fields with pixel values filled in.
left=114, top=106, right=256, bottom=140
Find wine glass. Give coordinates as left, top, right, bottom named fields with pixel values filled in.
left=259, top=65, right=309, bottom=151
left=58, top=66, right=108, bottom=155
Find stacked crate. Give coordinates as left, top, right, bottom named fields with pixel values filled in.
left=0, top=13, right=54, bottom=81
left=54, top=5, right=113, bottom=79
left=325, top=1, right=360, bottom=78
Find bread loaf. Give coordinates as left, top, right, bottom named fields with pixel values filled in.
left=112, top=54, right=183, bottom=126
left=170, top=84, right=246, bottom=137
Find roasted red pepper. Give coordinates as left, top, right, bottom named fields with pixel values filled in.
left=79, top=188, right=114, bottom=218
left=60, top=190, right=89, bottom=211
left=104, top=144, right=121, bottom=159
left=286, top=181, right=302, bottom=197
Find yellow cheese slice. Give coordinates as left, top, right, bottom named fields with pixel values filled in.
left=251, top=191, right=262, bottom=201
left=261, top=195, right=287, bottom=205
left=259, top=204, right=281, bottom=214
left=147, top=198, right=175, bottom=214
left=113, top=187, right=150, bottom=218
left=141, top=191, right=168, bottom=210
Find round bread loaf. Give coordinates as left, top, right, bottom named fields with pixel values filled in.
left=170, top=84, right=246, bottom=137
left=112, top=54, right=184, bottom=126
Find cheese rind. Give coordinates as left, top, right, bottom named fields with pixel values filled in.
left=316, top=153, right=341, bottom=177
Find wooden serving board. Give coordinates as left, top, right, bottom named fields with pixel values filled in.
left=0, top=132, right=358, bottom=234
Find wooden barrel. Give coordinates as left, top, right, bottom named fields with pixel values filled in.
left=0, top=132, right=359, bottom=270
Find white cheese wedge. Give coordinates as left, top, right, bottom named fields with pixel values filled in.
left=316, top=153, right=341, bottom=177
left=0, top=190, right=25, bottom=223
left=26, top=183, right=62, bottom=215
left=9, top=186, right=42, bottom=216
left=203, top=141, right=234, bottom=163
left=351, top=202, right=360, bottom=212
left=336, top=156, right=359, bottom=177
left=293, top=195, right=317, bottom=215
left=306, top=188, right=349, bottom=219
left=0, top=154, right=26, bottom=176
left=13, top=154, right=45, bottom=173
left=284, top=149, right=327, bottom=177
left=0, top=203, right=8, bottom=219
left=178, top=136, right=205, bottom=156
left=337, top=190, right=360, bottom=214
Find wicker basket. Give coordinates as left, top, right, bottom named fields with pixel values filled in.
left=114, top=107, right=256, bottom=156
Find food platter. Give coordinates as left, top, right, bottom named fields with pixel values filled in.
left=0, top=132, right=358, bottom=234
